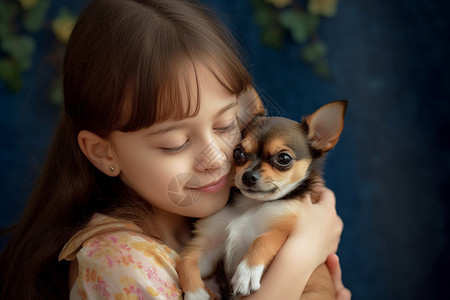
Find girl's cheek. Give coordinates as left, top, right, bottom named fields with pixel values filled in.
left=163, top=152, right=193, bottom=174
left=228, top=126, right=242, bottom=149
left=215, top=132, right=239, bottom=159
left=223, top=134, right=240, bottom=163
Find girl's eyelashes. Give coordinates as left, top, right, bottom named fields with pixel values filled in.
left=161, top=140, right=189, bottom=153
left=214, top=119, right=237, bottom=133
left=159, top=118, right=237, bottom=153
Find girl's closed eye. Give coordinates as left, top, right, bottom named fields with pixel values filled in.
left=214, top=118, right=237, bottom=133
left=161, top=139, right=190, bottom=153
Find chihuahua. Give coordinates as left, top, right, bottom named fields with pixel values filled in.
left=176, top=100, right=348, bottom=299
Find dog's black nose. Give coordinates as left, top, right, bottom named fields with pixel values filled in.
left=242, top=171, right=260, bottom=186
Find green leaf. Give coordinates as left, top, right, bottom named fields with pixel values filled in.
left=279, top=9, right=320, bottom=43
left=301, top=41, right=331, bottom=78
left=308, top=0, right=338, bottom=17
left=313, top=59, right=331, bottom=79
left=301, top=41, right=328, bottom=64
left=19, top=0, right=39, bottom=10
left=253, top=5, right=277, bottom=28
left=0, top=59, right=23, bottom=93
left=0, top=20, right=11, bottom=40
left=49, top=80, right=64, bottom=106
left=23, top=0, right=50, bottom=32
left=51, top=8, right=77, bottom=43
left=261, top=27, right=284, bottom=49
left=1, top=35, right=35, bottom=71
left=0, top=1, right=18, bottom=40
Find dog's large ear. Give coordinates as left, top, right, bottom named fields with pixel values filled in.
left=237, top=86, right=265, bottom=130
left=303, top=100, right=348, bottom=152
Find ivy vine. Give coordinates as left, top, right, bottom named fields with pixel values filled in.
left=1, top=0, right=338, bottom=103
left=251, top=0, right=339, bottom=78
left=0, top=0, right=75, bottom=105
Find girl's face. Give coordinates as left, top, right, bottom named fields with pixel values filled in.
left=108, top=64, right=241, bottom=218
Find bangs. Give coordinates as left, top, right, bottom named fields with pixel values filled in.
left=120, top=53, right=252, bottom=133
left=116, top=1, right=252, bottom=132
left=64, top=0, right=252, bottom=137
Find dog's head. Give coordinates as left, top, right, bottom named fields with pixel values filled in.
left=233, top=100, right=347, bottom=201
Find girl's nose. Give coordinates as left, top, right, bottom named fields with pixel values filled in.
left=194, top=140, right=227, bottom=172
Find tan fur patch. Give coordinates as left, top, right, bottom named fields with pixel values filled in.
left=264, top=138, right=290, bottom=157
left=258, top=162, right=277, bottom=179
left=257, top=162, right=288, bottom=193
left=241, top=132, right=258, bottom=154
left=270, top=213, right=298, bottom=232
left=176, top=251, right=205, bottom=292
left=257, top=158, right=310, bottom=188
left=235, top=160, right=253, bottom=178
left=244, top=228, right=289, bottom=267
left=244, top=213, right=297, bottom=267
left=290, top=158, right=312, bottom=182
left=266, top=201, right=301, bottom=229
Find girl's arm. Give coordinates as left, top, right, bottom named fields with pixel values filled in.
left=241, top=187, right=343, bottom=300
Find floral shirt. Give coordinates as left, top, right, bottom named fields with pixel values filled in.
left=59, top=214, right=182, bottom=300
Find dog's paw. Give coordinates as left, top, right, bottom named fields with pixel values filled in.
left=184, top=289, right=210, bottom=300
left=231, top=260, right=264, bottom=296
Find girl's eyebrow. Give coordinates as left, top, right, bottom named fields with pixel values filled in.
left=216, top=102, right=238, bottom=118
left=146, top=123, right=186, bottom=136
left=146, top=102, right=238, bottom=136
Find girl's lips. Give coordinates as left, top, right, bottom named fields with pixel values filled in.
left=193, top=174, right=229, bottom=193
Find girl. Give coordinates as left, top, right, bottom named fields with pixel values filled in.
left=0, top=0, right=350, bottom=299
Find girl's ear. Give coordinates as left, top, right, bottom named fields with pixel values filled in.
left=304, top=100, right=348, bottom=152
left=237, top=86, right=265, bottom=130
left=78, top=130, right=119, bottom=176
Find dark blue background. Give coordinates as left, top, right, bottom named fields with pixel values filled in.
left=1, top=1, right=449, bottom=299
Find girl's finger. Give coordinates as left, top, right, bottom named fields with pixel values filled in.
left=313, top=186, right=336, bottom=207
left=336, top=288, right=352, bottom=300
left=326, top=254, right=352, bottom=300
left=326, top=254, right=344, bottom=289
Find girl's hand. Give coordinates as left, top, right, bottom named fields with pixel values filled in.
left=326, top=254, right=352, bottom=300
left=291, top=186, right=344, bottom=267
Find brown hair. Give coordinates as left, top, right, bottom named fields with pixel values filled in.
left=0, top=0, right=252, bottom=298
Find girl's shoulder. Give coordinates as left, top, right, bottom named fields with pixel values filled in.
left=60, top=214, right=182, bottom=300
left=59, top=213, right=178, bottom=261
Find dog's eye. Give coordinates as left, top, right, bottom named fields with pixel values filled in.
left=274, top=153, right=294, bottom=168
left=233, top=146, right=246, bottom=164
